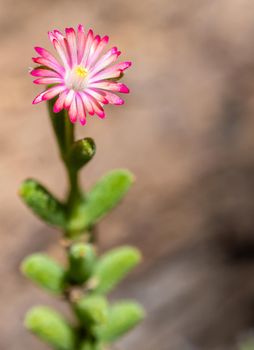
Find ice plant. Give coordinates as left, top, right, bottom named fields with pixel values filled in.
left=31, top=25, right=131, bottom=125
left=20, top=25, right=144, bottom=350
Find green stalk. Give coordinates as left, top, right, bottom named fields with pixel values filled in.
left=63, top=114, right=82, bottom=228
left=48, top=99, right=83, bottom=238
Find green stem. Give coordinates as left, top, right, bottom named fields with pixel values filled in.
left=63, top=113, right=82, bottom=238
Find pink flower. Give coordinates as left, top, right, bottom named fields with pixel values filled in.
left=31, top=25, right=132, bottom=125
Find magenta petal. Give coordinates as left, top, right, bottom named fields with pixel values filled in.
left=32, top=57, right=65, bottom=75
left=89, top=69, right=122, bottom=83
left=79, top=91, right=95, bottom=115
left=34, top=47, right=60, bottom=66
left=32, top=90, right=46, bottom=104
left=85, top=92, right=105, bottom=119
left=112, top=61, right=132, bottom=71
left=90, top=47, right=120, bottom=76
left=77, top=24, right=86, bottom=64
left=65, top=27, right=77, bottom=66
left=33, top=77, right=63, bottom=85
left=53, top=90, right=68, bottom=113
left=64, top=89, right=75, bottom=109
left=80, top=29, right=94, bottom=66
left=33, top=86, right=65, bottom=104
left=69, top=95, right=78, bottom=123
left=100, top=91, right=124, bottom=105
left=89, top=81, right=130, bottom=93
left=30, top=68, right=61, bottom=78
left=86, top=35, right=109, bottom=69
left=52, top=39, right=70, bottom=70
left=42, top=85, right=67, bottom=101
left=76, top=93, right=87, bottom=125
left=85, top=88, right=108, bottom=104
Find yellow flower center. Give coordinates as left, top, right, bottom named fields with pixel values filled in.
left=75, top=66, right=88, bottom=78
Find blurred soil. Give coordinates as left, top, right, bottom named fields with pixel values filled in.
left=2, top=0, right=254, bottom=349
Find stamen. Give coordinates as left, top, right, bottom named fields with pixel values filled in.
left=75, top=66, right=88, bottom=78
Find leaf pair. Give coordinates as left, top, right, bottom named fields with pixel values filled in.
left=22, top=242, right=143, bottom=349
left=21, top=245, right=141, bottom=295
left=75, top=296, right=144, bottom=342
left=26, top=301, right=144, bottom=350
left=19, top=169, right=134, bottom=236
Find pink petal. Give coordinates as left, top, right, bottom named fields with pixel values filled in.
left=88, top=69, right=122, bottom=83
left=32, top=57, right=65, bottom=75
left=48, top=30, right=64, bottom=43
left=42, top=85, right=67, bottom=101
left=89, top=61, right=131, bottom=81
left=85, top=88, right=108, bottom=104
left=86, top=35, right=109, bottom=69
left=30, top=68, right=61, bottom=78
left=100, top=90, right=124, bottom=105
left=53, top=90, right=68, bottom=113
left=34, top=47, right=60, bottom=67
left=64, top=89, right=75, bottom=109
left=32, top=85, right=66, bottom=104
left=84, top=92, right=105, bottom=119
left=69, top=95, right=78, bottom=123
left=89, top=47, right=120, bottom=76
left=33, top=90, right=47, bottom=104
left=76, top=93, right=87, bottom=125
left=33, top=77, right=63, bottom=85
left=52, top=39, right=70, bottom=70
left=77, top=24, right=86, bottom=64
left=110, top=61, right=132, bottom=71
left=80, top=29, right=94, bottom=66
left=65, top=27, right=77, bottom=66
left=86, top=35, right=100, bottom=66
left=49, top=30, right=72, bottom=67
left=79, top=91, right=95, bottom=115
left=89, top=81, right=130, bottom=93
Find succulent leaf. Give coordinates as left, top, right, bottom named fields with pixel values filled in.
left=68, top=169, right=134, bottom=232
left=19, top=179, right=66, bottom=228
left=94, top=246, right=141, bottom=294
left=21, top=253, right=65, bottom=294
left=25, top=306, right=76, bottom=350
left=95, top=301, right=144, bottom=342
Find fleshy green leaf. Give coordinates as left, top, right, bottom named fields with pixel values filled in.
left=93, top=246, right=141, bottom=294
left=75, top=295, right=108, bottom=327
left=68, top=169, right=134, bottom=232
left=25, top=306, right=76, bottom=350
left=69, top=138, right=96, bottom=171
left=68, top=243, right=96, bottom=284
left=19, top=179, right=66, bottom=228
left=21, top=253, right=65, bottom=294
left=95, top=301, right=144, bottom=342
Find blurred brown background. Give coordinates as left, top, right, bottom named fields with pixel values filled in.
left=2, top=0, right=254, bottom=349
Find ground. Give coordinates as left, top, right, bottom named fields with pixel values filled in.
left=2, top=1, right=254, bottom=349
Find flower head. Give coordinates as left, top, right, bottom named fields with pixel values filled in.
left=31, top=25, right=132, bottom=125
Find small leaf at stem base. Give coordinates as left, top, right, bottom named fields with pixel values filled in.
left=93, top=246, right=141, bottom=294
left=95, top=300, right=144, bottom=342
left=21, top=253, right=66, bottom=294
left=25, top=306, right=76, bottom=350
left=19, top=179, right=66, bottom=228
left=67, top=169, right=134, bottom=233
